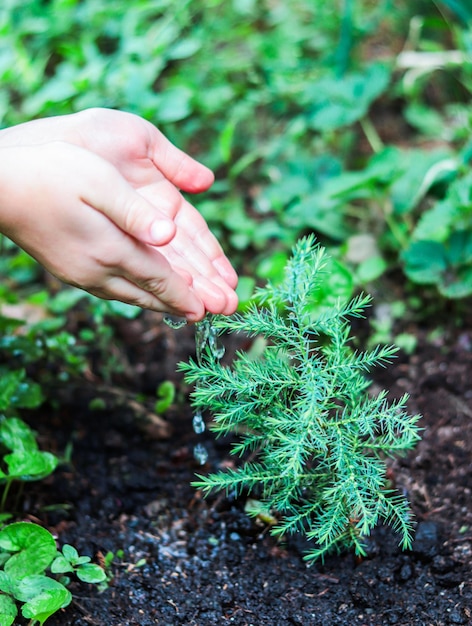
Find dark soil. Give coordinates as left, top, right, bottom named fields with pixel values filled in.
left=20, top=312, right=472, bottom=625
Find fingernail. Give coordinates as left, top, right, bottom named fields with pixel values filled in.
left=150, top=219, right=175, bottom=245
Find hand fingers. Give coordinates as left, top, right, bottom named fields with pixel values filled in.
left=76, top=152, right=238, bottom=316
left=82, top=155, right=179, bottom=246
left=113, top=234, right=236, bottom=317
left=156, top=238, right=238, bottom=315
left=175, top=199, right=239, bottom=289
left=89, top=275, right=206, bottom=321
left=56, top=140, right=237, bottom=316
left=84, top=159, right=215, bottom=252
left=193, top=275, right=239, bottom=316
left=113, top=238, right=238, bottom=318
left=137, top=183, right=238, bottom=289
left=90, top=238, right=208, bottom=320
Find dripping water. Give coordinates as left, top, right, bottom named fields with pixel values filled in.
left=193, top=443, right=209, bottom=465
left=191, top=315, right=226, bottom=463
left=163, top=315, right=188, bottom=330
left=165, top=315, right=225, bottom=464
left=209, top=324, right=225, bottom=360
left=192, top=410, right=205, bottom=435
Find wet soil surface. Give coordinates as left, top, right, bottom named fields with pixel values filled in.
left=21, top=314, right=472, bottom=625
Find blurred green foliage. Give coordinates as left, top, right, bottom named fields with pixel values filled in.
left=1, top=0, right=472, bottom=316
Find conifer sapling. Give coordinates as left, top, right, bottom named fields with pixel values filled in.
left=180, top=236, right=421, bottom=560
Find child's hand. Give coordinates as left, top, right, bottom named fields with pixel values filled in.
left=0, top=109, right=238, bottom=320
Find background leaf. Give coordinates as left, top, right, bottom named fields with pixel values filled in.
left=0, top=523, right=56, bottom=579
left=0, top=593, right=17, bottom=626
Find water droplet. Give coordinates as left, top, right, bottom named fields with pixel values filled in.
left=195, top=314, right=225, bottom=363
left=193, top=411, right=205, bottom=434
left=193, top=443, right=208, bottom=465
left=163, top=316, right=188, bottom=329
left=195, top=316, right=211, bottom=363
left=215, top=345, right=225, bottom=359
left=209, top=326, right=225, bottom=359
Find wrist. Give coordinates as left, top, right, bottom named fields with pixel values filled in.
left=0, top=146, right=21, bottom=236
left=0, top=144, right=46, bottom=241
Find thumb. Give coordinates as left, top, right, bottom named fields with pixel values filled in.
left=84, top=157, right=177, bottom=245
left=144, top=121, right=215, bottom=193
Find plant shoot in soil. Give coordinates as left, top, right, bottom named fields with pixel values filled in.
left=180, top=236, right=421, bottom=560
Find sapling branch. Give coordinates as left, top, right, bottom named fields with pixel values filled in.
left=180, top=236, right=421, bottom=560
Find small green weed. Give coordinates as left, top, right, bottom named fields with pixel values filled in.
left=0, top=309, right=84, bottom=512
left=0, top=521, right=105, bottom=626
left=154, top=380, right=176, bottom=415
left=0, top=417, right=58, bottom=512
left=181, top=237, right=421, bottom=560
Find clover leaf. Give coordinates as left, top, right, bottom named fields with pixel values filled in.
left=0, top=522, right=56, bottom=579
left=305, top=63, right=391, bottom=131
left=0, top=593, right=17, bottom=626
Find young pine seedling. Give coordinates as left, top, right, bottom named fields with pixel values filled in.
left=180, top=236, right=421, bottom=560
